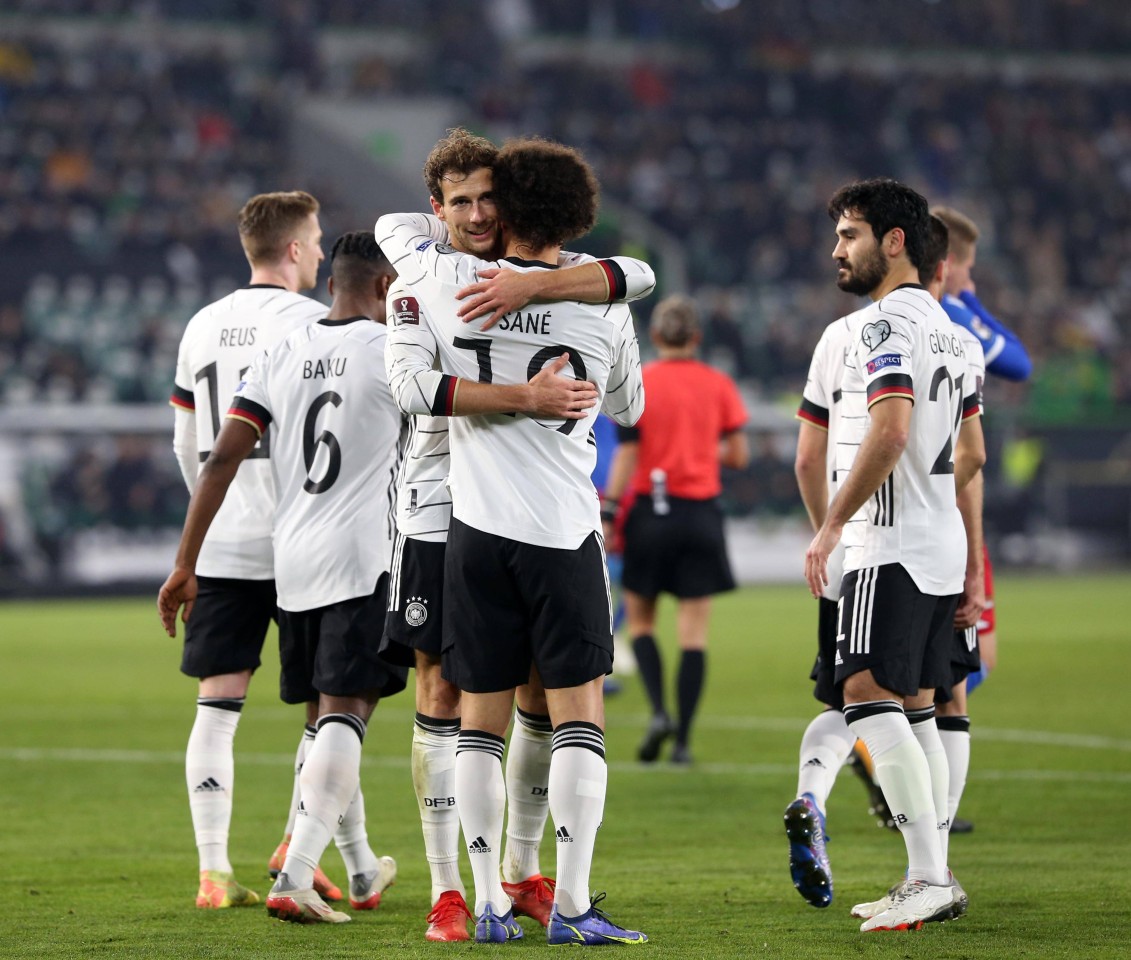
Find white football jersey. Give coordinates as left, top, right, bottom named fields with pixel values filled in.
left=837, top=285, right=982, bottom=595
left=798, top=315, right=855, bottom=602
left=383, top=216, right=655, bottom=545
left=953, top=322, right=986, bottom=417
left=171, top=286, right=327, bottom=579
left=384, top=277, right=456, bottom=543
left=230, top=318, right=404, bottom=611
left=377, top=212, right=645, bottom=549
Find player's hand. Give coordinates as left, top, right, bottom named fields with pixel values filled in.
left=456, top=268, right=539, bottom=329
left=953, top=569, right=985, bottom=630
left=158, top=567, right=198, bottom=637
left=526, top=353, right=598, bottom=419
left=804, top=523, right=841, bottom=599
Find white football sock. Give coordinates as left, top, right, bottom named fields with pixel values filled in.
left=186, top=698, right=243, bottom=873
left=455, top=731, right=508, bottom=915
left=281, top=714, right=365, bottom=891
left=845, top=701, right=946, bottom=886
left=937, top=716, right=971, bottom=824
left=335, top=786, right=379, bottom=880
left=908, top=707, right=951, bottom=868
left=549, top=723, right=607, bottom=918
left=796, top=708, right=856, bottom=814
left=412, top=714, right=464, bottom=903
left=282, top=724, right=315, bottom=838
left=503, top=709, right=552, bottom=883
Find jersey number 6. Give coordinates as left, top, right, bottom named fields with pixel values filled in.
left=303, top=391, right=342, bottom=494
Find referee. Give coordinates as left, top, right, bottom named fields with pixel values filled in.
left=603, top=294, right=749, bottom=763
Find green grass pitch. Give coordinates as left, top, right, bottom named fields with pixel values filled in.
left=1, top=572, right=1129, bottom=958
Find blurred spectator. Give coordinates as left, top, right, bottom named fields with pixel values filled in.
left=0, top=2, right=1129, bottom=558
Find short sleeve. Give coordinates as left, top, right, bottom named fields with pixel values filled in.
left=227, top=350, right=273, bottom=438
left=170, top=331, right=195, bottom=411
left=797, top=328, right=833, bottom=430
left=720, top=373, right=747, bottom=434
left=856, top=314, right=914, bottom=409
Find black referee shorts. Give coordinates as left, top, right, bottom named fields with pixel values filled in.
left=277, top=574, right=408, bottom=704
left=621, top=495, right=736, bottom=599
left=180, top=575, right=277, bottom=679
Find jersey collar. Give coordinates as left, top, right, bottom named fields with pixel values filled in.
left=502, top=256, right=558, bottom=270
left=318, top=315, right=370, bottom=326
left=245, top=283, right=287, bottom=290
left=893, top=283, right=926, bottom=292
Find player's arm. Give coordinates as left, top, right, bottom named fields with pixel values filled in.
left=385, top=297, right=597, bottom=419
left=957, top=290, right=1032, bottom=381
left=795, top=421, right=829, bottom=532
left=954, top=410, right=986, bottom=494
left=795, top=326, right=835, bottom=528
left=954, top=468, right=986, bottom=630
left=170, top=351, right=199, bottom=491
left=455, top=255, right=657, bottom=328
left=172, top=406, right=199, bottom=493
left=720, top=428, right=750, bottom=471
left=601, top=436, right=638, bottom=538
left=805, top=397, right=911, bottom=598
left=385, top=295, right=447, bottom=416
left=375, top=212, right=479, bottom=291
left=603, top=308, right=645, bottom=427
left=719, top=377, right=750, bottom=470
left=450, top=354, right=598, bottom=418
left=158, top=418, right=259, bottom=636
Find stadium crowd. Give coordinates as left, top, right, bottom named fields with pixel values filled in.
left=1, top=2, right=1128, bottom=572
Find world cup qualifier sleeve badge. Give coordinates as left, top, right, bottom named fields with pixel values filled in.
left=393, top=295, right=420, bottom=326
left=405, top=597, right=429, bottom=627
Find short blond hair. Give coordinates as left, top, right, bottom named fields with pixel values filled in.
left=237, top=191, right=320, bottom=265
left=931, top=206, right=979, bottom=263
left=650, top=294, right=700, bottom=348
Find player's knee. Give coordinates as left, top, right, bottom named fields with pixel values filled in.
left=416, top=667, right=461, bottom=719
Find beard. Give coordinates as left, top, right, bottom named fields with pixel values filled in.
left=836, top=244, right=888, bottom=296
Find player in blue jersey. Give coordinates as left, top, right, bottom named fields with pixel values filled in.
left=932, top=206, right=1031, bottom=384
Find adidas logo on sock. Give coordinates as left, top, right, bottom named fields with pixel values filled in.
left=193, top=777, right=223, bottom=793
left=803, top=757, right=827, bottom=769
left=469, top=836, right=491, bottom=853
left=556, top=826, right=573, bottom=843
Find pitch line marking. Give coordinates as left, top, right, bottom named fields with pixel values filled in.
left=1, top=746, right=1128, bottom=784
left=244, top=706, right=1131, bottom=753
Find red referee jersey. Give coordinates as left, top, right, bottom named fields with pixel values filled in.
left=623, top=358, right=747, bottom=500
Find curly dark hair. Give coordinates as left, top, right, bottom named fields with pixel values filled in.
left=423, top=127, right=498, bottom=204
left=492, top=137, right=599, bottom=252
left=918, top=215, right=949, bottom=286
left=329, top=230, right=392, bottom=293
left=827, top=178, right=929, bottom=269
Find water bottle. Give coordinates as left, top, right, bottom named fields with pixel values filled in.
left=650, top=468, right=670, bottom=516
